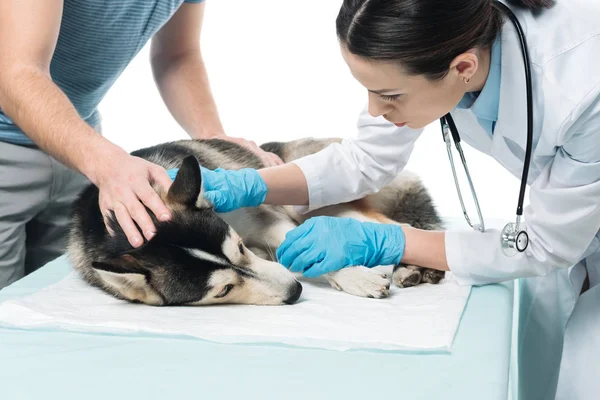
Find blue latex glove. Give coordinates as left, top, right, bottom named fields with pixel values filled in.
left=276, top=216, right=405, bottom=278
left=166, top=166, right=267, bottom=213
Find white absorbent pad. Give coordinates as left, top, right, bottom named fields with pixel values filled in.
left=0, top=266, right=471, bottom=352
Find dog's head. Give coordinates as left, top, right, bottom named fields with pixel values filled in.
left=92, top=156, right=302, bottom=306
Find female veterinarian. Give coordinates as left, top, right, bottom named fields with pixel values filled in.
left=168, top=0, right=600, bottom=398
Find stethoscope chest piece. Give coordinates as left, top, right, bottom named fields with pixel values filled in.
left=501, top=221, right=529, bottom=257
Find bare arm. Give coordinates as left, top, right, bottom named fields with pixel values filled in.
left=258, top=163, right=309, bottom=206
left=0, top=0, right=172, bottom=247
left=150, top=2, right=224, bottom=139
left=260, top=164, right=449, bottom=271
left=0, top=0, right=109, bottom=176
left=402, top=228, right=449, bottom=271
left=150, top=2, right=282, bottom=166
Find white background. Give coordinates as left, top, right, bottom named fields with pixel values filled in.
left=98, top=0, right=527, bottom=223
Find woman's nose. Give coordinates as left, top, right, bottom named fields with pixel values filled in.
left=367, top=94, right=392, bottom=118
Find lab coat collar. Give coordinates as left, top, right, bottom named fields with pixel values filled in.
left=490, top=14, right=530, bottom=178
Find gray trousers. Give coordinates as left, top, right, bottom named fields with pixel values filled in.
left=0, top=140, right=90, bottom=289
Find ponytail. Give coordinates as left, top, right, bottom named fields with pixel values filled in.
left=506, top=0, right=555, bottom=10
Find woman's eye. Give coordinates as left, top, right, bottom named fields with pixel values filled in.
left=216, top=284, right=234, bottom=299
left=380, top=94, right=401, bottom=102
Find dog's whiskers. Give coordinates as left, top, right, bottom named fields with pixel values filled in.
left=263, top=240, right=276, bottom=262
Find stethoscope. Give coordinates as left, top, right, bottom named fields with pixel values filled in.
left=439, top=1, right=532, bottom=257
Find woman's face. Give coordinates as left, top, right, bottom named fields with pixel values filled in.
left=341, top=45, right=485, bottom=130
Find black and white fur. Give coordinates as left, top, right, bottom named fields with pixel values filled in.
left=68, top=138, right=444, bottom=306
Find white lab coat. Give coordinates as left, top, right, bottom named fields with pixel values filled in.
left=293, top=1, right=600, bottom=398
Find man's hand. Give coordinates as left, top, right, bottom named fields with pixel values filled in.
left=150, top=3, right=283, bottom=169
left=216, top=135, right=284, bottom=167
left=93, top=151, right=174, bottom=248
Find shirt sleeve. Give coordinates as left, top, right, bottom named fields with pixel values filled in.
left=446, top=94, right=600, bottom=285
left=292, top=105, right=423, bottom=212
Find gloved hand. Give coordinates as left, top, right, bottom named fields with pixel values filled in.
left=276, top=216, right=405, bottom=278
left=166, top=166, right=267, bottom=213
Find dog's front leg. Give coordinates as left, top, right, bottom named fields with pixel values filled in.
left=304, top=202, right=442, bottom=297
left=325, top=267, right=391, bottom=299
left=218, top=206, right=297, bottom=262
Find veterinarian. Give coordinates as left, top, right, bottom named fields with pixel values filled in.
left=0, top=1, right=283, bottom=289
left=169, top=0, right=600, bottom=398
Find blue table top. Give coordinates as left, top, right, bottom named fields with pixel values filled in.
left=0, top=256, right=514, bottom=400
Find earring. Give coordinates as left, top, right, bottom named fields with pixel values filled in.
left=463, top=77, right=471, bottom=84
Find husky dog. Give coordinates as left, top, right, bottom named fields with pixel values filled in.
left=68, top=138, right=444, bottom=306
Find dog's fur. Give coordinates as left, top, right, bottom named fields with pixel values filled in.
left=68, top=138, right=444, bottom=306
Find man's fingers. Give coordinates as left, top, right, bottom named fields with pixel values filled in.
left=113, top=203, right=144, bottom=248
left=100, top=196, right=117, bottom=237
left=123, top=193, right=158, bottom=242
left=102, top=210, right=116, bottom=237
left=261, top=153, right=277, bottom=167
left=247, top=140, right=259, bottom=150
left=258, top=150, right=282, bottom=167
left=221, top=136, right=283, bottom=167
left=137, top=178, right=171, bottom=223
left=152, top=167, right=174, bottom=193
left=268, top=152, right=284, bottom=166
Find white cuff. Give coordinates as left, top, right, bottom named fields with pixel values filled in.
left=292, top=156, right=325, bottom=214
left=444, top=224, right=544, bottom=286
left=444, top=230, right=477, bottom=286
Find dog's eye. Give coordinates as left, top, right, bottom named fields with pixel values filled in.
left=238, top=242, right=244, bottom=255
left=215, top=284, right=234, bottom=299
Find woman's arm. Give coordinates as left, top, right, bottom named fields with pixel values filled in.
left=259, top=163, right=309, bottom=206
left=255, top=106, right=424, bottom=210
left=289, top=107, right=423, bottom=212
left=402, top=228, right=450, bottom=271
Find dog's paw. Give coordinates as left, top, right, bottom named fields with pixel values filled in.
left=422, top=268, right=445, bottom=284
left=326, top=266, right=390, bottom=298
left=393, top=265, right=445, bottom=287
left=392, top=264, right=422, bottom=288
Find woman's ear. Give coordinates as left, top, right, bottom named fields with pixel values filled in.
left=449, top=49, right=480, bottom=83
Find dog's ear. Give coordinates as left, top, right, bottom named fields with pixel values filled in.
left=92, top=254, right=148, bottom=287
left=92, top=255, right=163, bottom=305
left=167, top=156, right=202, bottom=206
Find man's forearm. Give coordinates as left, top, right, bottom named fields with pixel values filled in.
left=0, top=65, right=125, bottom=184
left=152, top=51, right=225, bottom=139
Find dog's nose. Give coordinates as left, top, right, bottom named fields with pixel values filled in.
left=284, top=280, right=303, bottom=304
